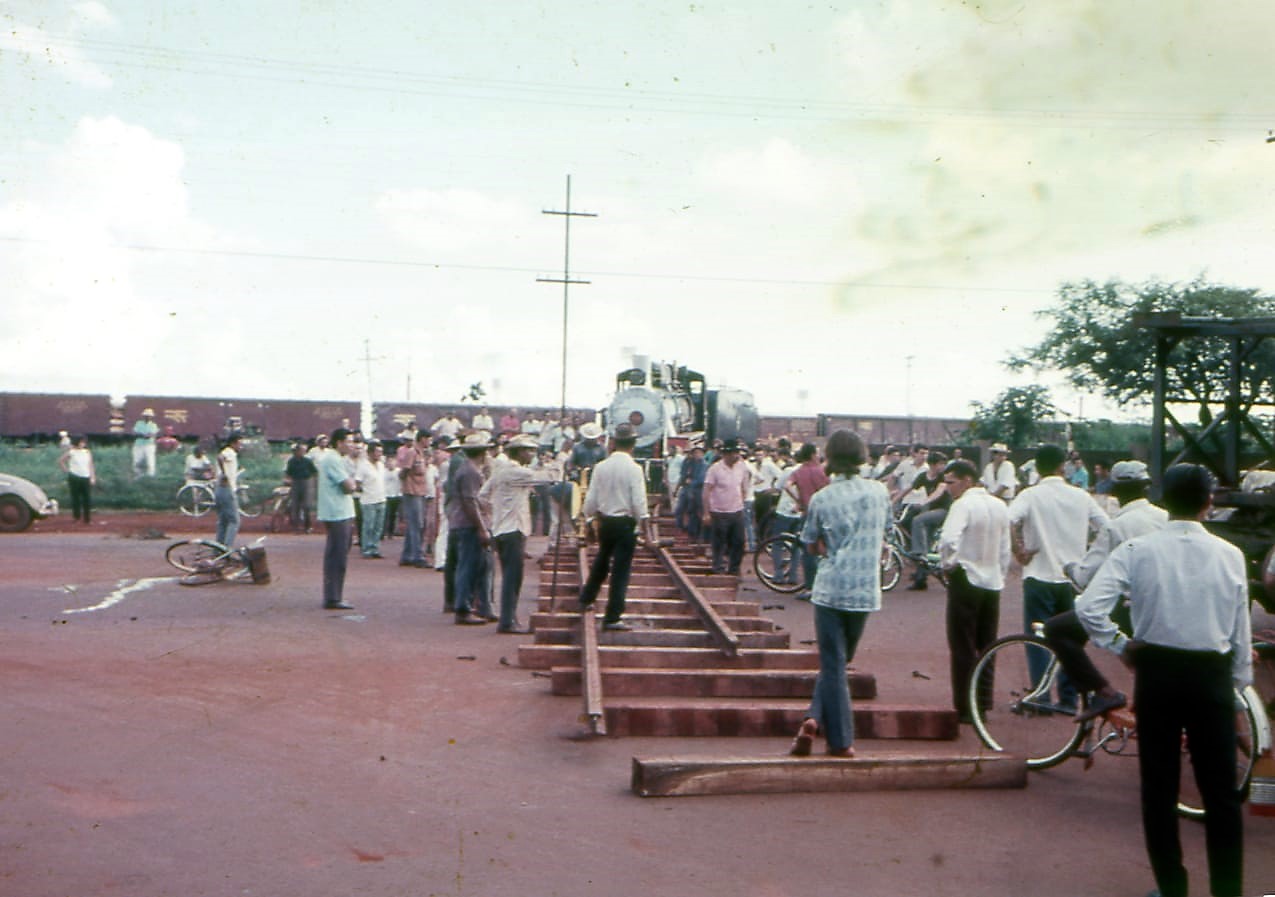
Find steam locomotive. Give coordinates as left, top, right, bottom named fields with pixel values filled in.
left=603, top=358, right=758, bottom=493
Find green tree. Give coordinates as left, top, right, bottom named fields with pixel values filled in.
left=1008, top=276, right=1275, bottom=409
left=968, top=385, right=1059, bottom=448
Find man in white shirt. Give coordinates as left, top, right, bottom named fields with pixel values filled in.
left=214, top=432, right=244, bottom=548
left=578, top=423, right=652, bottom=631
left=1008, top=443, right=1109, bottom=708
left=1075, top=464, right=1250, bottom=897
left=981, top=443, right=1017, bottom=501
left=356, top=441, right=388, bottom=559
left=938, top=459, right=1011, bottom=723
left=479, top=435, right=558, bottom=633
left=1044, top=460, right=1170, bottom=722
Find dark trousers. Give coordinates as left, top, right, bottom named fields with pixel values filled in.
left=709, top=510, right=746, bottom=574
left=946, top=565, right=1000, bottom=720
left=1023, top=577, right=1078, bottom=707
left=322, top=518, right=354, bottom=607
left=1134, top=645, right=1242, bottom=897
left=579, top=515, right=638, bottom=624
left=384, top=496, right=400, bottom=538
left=67, top=474, right=91, bottom=523
left=453, top=527, right=483, bottom=616
left=443, top=528, right=460, bottom=612
left=289, top=481, right=311, bottom=531
left=493, top=531, right=526, bottom=629
left=1043, top=605, right=1132, bottom=695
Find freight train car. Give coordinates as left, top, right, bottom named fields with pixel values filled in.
left=816, top=413, right=970, bottom=450
left=0, top=392, right=114, bottom=442
left=122, top=396, right=360, bottom=444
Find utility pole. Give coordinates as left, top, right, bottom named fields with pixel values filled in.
left=357, top=338, right=385, bottom=436
left=537, top=175, right=598, bottom=419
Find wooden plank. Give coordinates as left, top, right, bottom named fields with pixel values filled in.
left=631, top=754, right=1027, bottom=797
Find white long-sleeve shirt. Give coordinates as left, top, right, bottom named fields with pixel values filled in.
left=939, top=486, right=1011, bottom=591
left=1075, top=520, right=1252, bottom=689
left=582, top=451, right=648, bottom=520
left=1064, top=498, right=1169, bottom=589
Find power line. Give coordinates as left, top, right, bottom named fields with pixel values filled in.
left=0, top=233, right=1051, bottom=293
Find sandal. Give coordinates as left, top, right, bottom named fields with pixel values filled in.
left=789, top=718, right=818, bottom=757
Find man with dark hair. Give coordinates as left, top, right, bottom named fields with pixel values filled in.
left=938, top=458, right=1010, bottom=723
left=1076, top=464, right=1251, bottom=897
left=1007, top=443, right=1108, bottom=708
left=899, top=451, right=951, bottom=590
left=317, top=428, right=358, bottom=610
left=1044, top=460, right=1170, bottom=723
left=214, top=432, right=244, bottom=549
left=701, top=438, right=752, bottom=575
left=448, top=434, right=495, bottom=625
left=789, top=429, right=890, bottom=758
left=578, top=423, right=652, bottom=631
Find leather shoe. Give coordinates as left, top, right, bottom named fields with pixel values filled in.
left=497, top=624, right=532, bottom=634
left=324, top=602, right=355, bottom=610
left=906, top=579, right=927, bottom=591
left=602, top=620, right=631, bottom=631
left=454, top=613, right=489, bottom=625
left=1074, top=690, right=1127, bottom=723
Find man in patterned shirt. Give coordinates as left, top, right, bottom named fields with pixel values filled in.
left=789, top=429, right=890, bottom=759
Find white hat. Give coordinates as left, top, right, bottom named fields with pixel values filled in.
left=989, top=443, right=1009, bottom=453
left=579, top=422, right=604, bottom=440
left=506, top=434, right=539, bottom=451
left=456, top=433, right=492, bottom=450
left=1110, top=460, right=1151, bottom=483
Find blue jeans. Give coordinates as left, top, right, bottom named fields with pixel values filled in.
left=709, top=510, right=747, bottom=574
left=360, top=502, right=385, bottom=557
left=214, top=484, right=240, bottom=548
left=453, top=527, right=492, bottom=617
left=773, top=514, right=802, bottom=584
left=808, top=604, right=870, bottom=753
left=1022, top=577, right=1078, bottom=708
left=399, top=495, right=425, bottom=564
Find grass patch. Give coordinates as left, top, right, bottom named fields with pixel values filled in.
left=0, top=442, right=289, bottom=511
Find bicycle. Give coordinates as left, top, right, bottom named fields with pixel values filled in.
left=176, top=479, right=260, bottom=518
left=880, top=520, right=946, bottom=592
left=968, top=625, right=1272, bottom=819
left=754, top=531, right=805, bottom=594
left=164, top=536, right=271, bottom=586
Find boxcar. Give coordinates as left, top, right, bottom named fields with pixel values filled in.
left=0, top=392, right=113, bottom=441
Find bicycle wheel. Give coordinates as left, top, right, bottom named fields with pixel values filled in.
left=1176, top=686, right=1262, bottom=820
left=968, top=634, right=1087, bottom=769
left=177, top=483, right=214, bottom=517
left=268, top=492, right=290, bottom=533
left=236, top=483, right=260, bottom=518
left=880, top=545, right=903, bottom=592
left=165, top=539, right=227, bottom=573
left=753, top=534, right=804, bottom=594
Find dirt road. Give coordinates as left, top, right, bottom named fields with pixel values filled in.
left=3, top=516, right=1273, bottom=897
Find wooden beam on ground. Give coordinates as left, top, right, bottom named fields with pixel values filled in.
left=577, top=543, right=606, bottom=735
left=631, top=753, right=1027, bottom=797
left=654, top=543, right=740, bottom=658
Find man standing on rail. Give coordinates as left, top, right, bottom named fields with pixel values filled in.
left=701, top=438, right=752, bottom=575
left=1075, top=464, right=1251, bottom=897
left=936, top=459, right=1010, bottom=723
left=578, top=423, right=652, bottom=631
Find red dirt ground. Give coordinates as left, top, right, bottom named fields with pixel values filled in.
left=3, top=512, right=1274, bottom=897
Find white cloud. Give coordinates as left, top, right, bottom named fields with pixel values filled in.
left=73, top=2, right=116, bottom=27
left=374, top=188, right=533, bottom=255
left=701, top=137, right=862, bottom=208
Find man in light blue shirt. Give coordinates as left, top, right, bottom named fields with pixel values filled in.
left=789, top=429, right=890, bottom=759
left=317, top=428, right=357, bottom=610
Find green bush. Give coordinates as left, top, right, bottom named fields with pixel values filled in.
left=0, top=443, right=289, bottom=511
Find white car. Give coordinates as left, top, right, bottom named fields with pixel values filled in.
left=0, top=473, right=58, bottom=532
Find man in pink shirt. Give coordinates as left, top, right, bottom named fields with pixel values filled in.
left=701, top=438, right=752, bottom=574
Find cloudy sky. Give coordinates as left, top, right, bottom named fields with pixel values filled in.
left=3, top=0, right=1274, bottom=425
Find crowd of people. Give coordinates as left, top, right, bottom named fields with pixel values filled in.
left=778, top=431, right=1254, bottom=897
